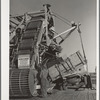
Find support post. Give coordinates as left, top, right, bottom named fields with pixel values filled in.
left=43, top=4, right=51, bottom=46
left=77, top=24, right=88, bottom=72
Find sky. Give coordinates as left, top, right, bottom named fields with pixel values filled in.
left=10, top=0, right=97, bottom=72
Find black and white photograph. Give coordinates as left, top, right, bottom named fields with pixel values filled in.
left=2, top=0, right=98, bottom=100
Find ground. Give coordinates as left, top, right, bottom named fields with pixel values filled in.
left=10, top=88, right=96, bottom=100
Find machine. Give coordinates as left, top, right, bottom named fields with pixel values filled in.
left=9, top=4, right=88, bottom=97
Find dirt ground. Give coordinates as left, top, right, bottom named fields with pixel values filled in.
left=10, top=88, right=96, bottom=100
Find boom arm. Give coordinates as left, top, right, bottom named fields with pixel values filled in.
left=59, top=26, right=77, bottom=44
left=53, top=26, right=76, bottom=39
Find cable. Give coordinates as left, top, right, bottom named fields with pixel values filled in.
left=53, top=14, right=71, bottom=26
left=52, top=11, right=71, bottom=26
left=53, top=11, right=71, bottom=23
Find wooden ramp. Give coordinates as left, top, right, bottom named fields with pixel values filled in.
left=10, top=89, right=96, bottom=100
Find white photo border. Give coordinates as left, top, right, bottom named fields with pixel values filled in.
left=1, top=0, right=99, bottom=100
